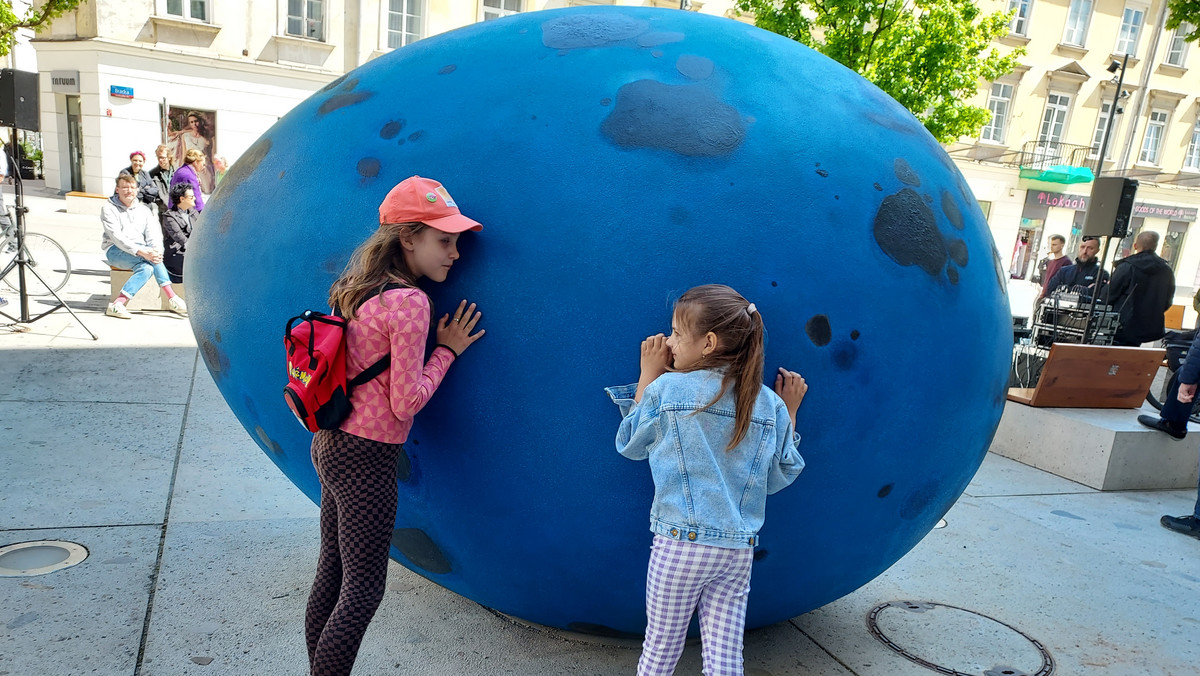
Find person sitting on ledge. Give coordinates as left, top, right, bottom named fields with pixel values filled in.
left=101, top=173, right=187, bottom=319
left=1138, top=329, right=1200, bottom=541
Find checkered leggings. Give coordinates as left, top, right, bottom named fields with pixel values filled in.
left=638, top=535, right=754, bottom=676
left=304, top=429, right=404, bottom=676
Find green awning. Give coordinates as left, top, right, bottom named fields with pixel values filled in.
left=1018, top=165, right=1095, bottom=184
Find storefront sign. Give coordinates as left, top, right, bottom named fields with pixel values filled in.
left=1025, top=190, right=1196, bottom=222
left=109, top=85, right=134, bottom=99
left=1132, top=202, right=1197, bottom=221
left=50, top=70, right=79, bottom=93
left=1025, top=190, right=1089, bottom=210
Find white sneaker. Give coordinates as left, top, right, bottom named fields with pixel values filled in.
left=105, top=302, right=132, bottom=319
left=167, top=296, right=188, bottom=316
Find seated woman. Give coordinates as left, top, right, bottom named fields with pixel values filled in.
left=162, top=183, right=197, bottom=284
left=169, top=148, right=206, bottom=212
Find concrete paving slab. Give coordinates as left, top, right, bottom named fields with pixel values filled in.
left=1, top=400, right=183, bottom=529
left=0, top=345, right=196, bottom=404
left=796, top=491, right=1200, bottom=675
left=141, top=517, right=853, bottom=676
left=171, top=372, right=319, bottom=524
left=965, top=451, right=1097, bottom=497
left=0, top=525, right=160, bottom=676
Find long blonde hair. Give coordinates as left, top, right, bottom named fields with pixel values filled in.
left=328, top=222, right=426, bottom=320
left=674, top=284, right=766, bottom=451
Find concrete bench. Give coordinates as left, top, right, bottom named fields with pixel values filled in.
left=109, top=266, right=186, bottom=311
left=65, top=191, right=108, bottom=216
left=990, top=401, right=1199, bottom=490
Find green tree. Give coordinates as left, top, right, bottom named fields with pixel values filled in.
left=735, top=0, right=1024, bottom=143
left=1166, top=0, right=1200, bottom=42
left=0, top=1, right=84, bottom=58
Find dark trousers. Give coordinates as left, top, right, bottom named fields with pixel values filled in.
left=305, top=429, right=403, bottom=676
left=1160, top=376, right=1193, bottom=427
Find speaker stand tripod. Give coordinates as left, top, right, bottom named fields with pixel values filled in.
left=0, top=146, right=97, bottom=340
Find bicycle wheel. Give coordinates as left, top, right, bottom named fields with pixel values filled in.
left=1146, top=366, right=1173, bottom=411
left=0, top=233, right=71, bottom=295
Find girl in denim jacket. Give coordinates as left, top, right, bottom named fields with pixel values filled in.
left=607, top=284, right=807, bottom=676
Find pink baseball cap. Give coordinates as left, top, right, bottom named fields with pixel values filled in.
left=378, top=176, right=482, bottom=233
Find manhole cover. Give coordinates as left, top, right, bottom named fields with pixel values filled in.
left=0, top=540, right=89, bottom=576
left=867, top=601, right=1054, bottom=676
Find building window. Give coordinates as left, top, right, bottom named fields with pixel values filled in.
left=1062, top=0, right=1092, bottom=46
left=482, top=0, right=522, bottom=21
left=1165, top=23, right=1191, bottom=66
left=1184, top=117, right=1200, bottom=170
left=1038, top=93, right=1071, bottom=145
left=981, top=83, right=1013, bottom=143
left=166, top=0, right=208, bottom=21
left=288, top=0, right=324, bottom=39
left=1115, top=5, right=1145, bottom=56
left=388, top=0, right=422, bottom=48
left=1090, top=100, right=1117, bottom=160
left=1138, top=109, right=1169, bottom=164
left=1008, top=0, right=1032, bottom=36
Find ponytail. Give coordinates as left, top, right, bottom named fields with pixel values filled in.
left=673, top=285, right=767, bottom=450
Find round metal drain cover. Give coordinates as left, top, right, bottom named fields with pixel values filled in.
left=0, top=540, right=89, bottom=577
left=867, top=601, right=1054, bottom=676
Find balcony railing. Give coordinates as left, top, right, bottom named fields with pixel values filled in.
left=1018, top=140, right=1096, bottom=184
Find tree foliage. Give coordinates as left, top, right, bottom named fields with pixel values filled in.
left=735, top=0, right=1024, bottom=143
left=1166, top=0, right=1200, bottom=42
left=0, top=0, right=84, bottom=58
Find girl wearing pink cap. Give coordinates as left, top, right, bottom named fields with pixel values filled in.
left=305, top=176, right=484, bottom=676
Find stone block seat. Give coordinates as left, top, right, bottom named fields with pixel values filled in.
left=108, top=265, right=186, bottom=311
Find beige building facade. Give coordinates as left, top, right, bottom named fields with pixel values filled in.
left=33, top=0, right=740, bottom=196
left=951, top=0, right=1200, bottom=317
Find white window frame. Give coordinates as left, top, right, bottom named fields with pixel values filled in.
left=1183, top=117, right=1200, bottom=170
left=981, top=82, right=1013, bottom=144
left=1062, top=0, right=1092, bottom=46
left=287, top=0, right=325, bottom=40
left=385, top=0, right=424, bottom=49
left=481, top=0, right=522, bottom=21
left=1115, top=4, right=1146, bottom=56
left=1008, top=0, right=1033, bottom=36
left=1090, top=100, right=1117, bottom=160
left=1138, top=108, right=1169, bottom=165
left=1165, top=23, right=1191, bottom=67
left=1038, top=92, right=1072, bottom=145
left=163, top=0, right=209, bottom=22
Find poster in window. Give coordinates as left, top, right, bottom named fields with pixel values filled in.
left=166, top=107, right=217, bottom=194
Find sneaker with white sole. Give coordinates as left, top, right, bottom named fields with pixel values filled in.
left=167, top=296, right=188, bottom=316
left=106, top=302, right=132, bottom=319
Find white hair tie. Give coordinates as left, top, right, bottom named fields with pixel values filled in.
left=746, top=303, right=757, bottom=315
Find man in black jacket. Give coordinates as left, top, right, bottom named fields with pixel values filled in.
left=1108, top=231, right=1175, bottom=346
left=1044, top=237, right=1109, bottom=298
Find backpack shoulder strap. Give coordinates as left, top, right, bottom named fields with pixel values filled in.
left=343, top=282, right=407, bottom=391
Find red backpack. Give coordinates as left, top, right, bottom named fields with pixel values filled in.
left=283, top=286, right=396, bottom=432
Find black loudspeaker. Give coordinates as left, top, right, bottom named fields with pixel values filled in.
left=0, top=69, right=39, bottom=132
left=1082, top=176, right=1138, bottom=238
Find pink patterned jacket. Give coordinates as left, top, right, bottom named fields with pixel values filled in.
left=339, top=287, right=455, bottom=444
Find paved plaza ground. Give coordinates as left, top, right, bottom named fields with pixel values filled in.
left=1, top=183, right=1197, bottom=675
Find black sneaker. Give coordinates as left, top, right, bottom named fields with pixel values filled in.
left=1136, top=414, right=1187, bottom=440
left=1160, top=515, right=1200, bottom=540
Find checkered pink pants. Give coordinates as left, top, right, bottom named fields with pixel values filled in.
left=638, top=535, right=754, bottom=676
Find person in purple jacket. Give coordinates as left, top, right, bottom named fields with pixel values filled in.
left=169, top=148, right=206, bottom=212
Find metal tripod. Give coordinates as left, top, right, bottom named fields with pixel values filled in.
left=0, top=142, right=97, bottom=339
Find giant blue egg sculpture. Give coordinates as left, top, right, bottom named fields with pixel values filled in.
left=188, top=6, right=1010, bottom=635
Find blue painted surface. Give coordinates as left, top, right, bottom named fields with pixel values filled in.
left=187, top=7, right=1010, bottom=636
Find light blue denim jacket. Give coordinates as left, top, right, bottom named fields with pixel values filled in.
left=606, top=369, right=804, bottom=549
